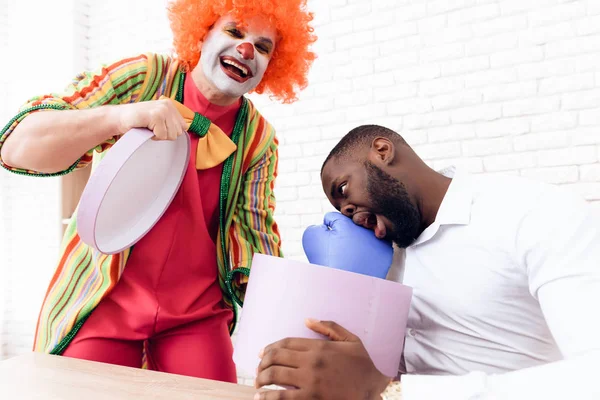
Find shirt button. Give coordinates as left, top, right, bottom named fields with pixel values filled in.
left=408, top=329, right=416, bottom=337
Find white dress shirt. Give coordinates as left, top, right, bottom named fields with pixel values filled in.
left=387, top=167, right=600, bottom=399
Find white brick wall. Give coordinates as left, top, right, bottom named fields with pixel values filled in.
left=251, top=0, right=600, bottom=264
left=84, top=0, right=173, bottom=69
left=3, top=0, right=600, bottom=386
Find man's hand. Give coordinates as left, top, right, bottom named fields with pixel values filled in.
left=254, top=319, right=391, bottom=400
left=116, top=98, right=187, bottom=141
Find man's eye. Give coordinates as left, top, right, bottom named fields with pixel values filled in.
left=226, top=28, right=244, bottom=39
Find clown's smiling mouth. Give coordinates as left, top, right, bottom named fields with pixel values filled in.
left=220, top=56, right=252, bottom=83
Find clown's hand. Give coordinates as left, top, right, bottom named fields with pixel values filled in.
left=302, top=212, right=393, bottom=279
left=116, top=98, right=187, bottom=141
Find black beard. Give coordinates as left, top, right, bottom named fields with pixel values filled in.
left=365, top=161, right=421, bottom=248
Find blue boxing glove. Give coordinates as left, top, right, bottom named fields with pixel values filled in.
left=302, top=212, right=394, bottom=279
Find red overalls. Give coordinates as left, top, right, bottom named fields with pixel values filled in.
left=63, top=76, right=240, bottom=383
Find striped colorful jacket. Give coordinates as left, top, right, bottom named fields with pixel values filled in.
left=0, top=53, right=283, bottom=354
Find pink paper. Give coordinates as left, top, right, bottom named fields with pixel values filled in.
left=233, top=254, right=413, bottom=378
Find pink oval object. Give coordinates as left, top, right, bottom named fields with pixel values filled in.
left=233, top=254, right=413, bottom=379
left=77, top=128, right=190, bottom=254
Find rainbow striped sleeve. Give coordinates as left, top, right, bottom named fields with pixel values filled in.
left=0, top=54, right=149, bottom=176
left=228, top=134, right=283, bottom=306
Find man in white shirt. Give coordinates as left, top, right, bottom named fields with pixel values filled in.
left=253, top=124, right=600, bottom=400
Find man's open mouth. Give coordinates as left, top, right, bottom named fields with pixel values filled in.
left=354, top=211, right=388, bottom=239
left=220, top=56, right=253, bottom=83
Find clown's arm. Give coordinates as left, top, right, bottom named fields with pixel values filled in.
left=227, top=136, right=283, bottom=306
left=0, top=54, right=181, bottom=176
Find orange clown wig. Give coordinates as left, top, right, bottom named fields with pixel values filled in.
left=167, top=0, right=317, bottom=104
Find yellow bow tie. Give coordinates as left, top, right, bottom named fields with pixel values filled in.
left=159, top=96, right=237, bottom=170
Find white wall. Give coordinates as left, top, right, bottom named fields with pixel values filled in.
left=2, top=0, right=600, bottom=385
left=84, top=0, right=173, bottom=68
left=0, top=0, right=7, bottom=359
left=0, top=0, right=75, bottom=359
left=252, top=0, right=600, bottom=262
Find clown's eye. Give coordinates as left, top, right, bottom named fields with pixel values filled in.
left=226, top=28, right=244, bottom=39
left=256, top=43, right=270, bottom=55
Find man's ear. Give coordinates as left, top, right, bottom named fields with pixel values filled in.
left=369, top=137, right=396, bottom=166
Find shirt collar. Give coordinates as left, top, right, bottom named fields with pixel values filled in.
left=411, top=166, right=472, bottom=246
left=435, top=166, right=472, bottom=226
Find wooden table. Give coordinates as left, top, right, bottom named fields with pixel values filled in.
left=0, top=352, right=260, bottom=399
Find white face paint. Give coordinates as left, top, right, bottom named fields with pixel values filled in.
left=199, top=15, right=276, bottom=98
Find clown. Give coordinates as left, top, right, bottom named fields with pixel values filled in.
left=0, top=0, right=316, bottom=382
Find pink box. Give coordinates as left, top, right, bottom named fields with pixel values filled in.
left=77, top=128, right=190, bottom=254
left=233, top=254, right=413, bottom=378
